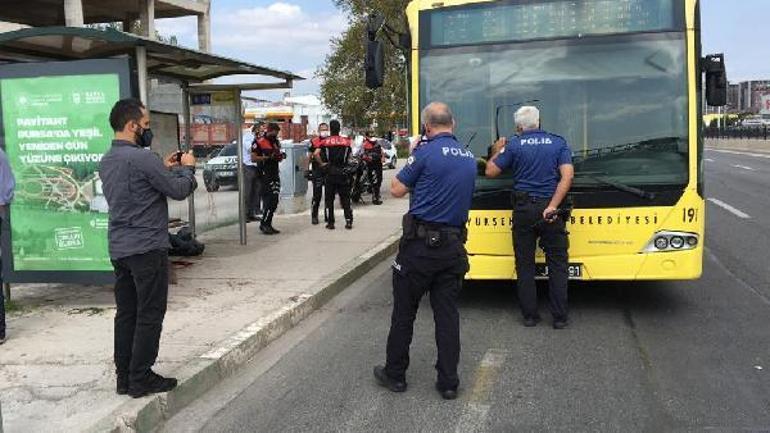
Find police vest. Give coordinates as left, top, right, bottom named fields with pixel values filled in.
left=321, top=135, right=352, bottom=177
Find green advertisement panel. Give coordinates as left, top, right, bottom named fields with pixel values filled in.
left=0, top=59, right=131, bottom=281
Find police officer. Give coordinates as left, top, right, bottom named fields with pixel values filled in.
left=307, top=123, right=329, bottom=225
left=252, top=123, right=285, bottom=235
left=360, top=131, right=384, bottom=205
left=314, top=120, right=353, bottom=230
left=485, top=106, right=574, bottom=329
left=374, top=102, right=476, bottom=400
left=244, top=122, right=264, bottom=222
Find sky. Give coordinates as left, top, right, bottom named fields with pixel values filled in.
left=156, top=0, right=768, bottom=100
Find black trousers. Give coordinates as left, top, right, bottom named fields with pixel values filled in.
left=243, top=165, right=262, bottom=217
left=513, top=198, right=569, bottom=321
left=112, top=249, right=169, bottom=383
left=311, top=176, right=325, bottom=220
left=366, top=162, right=383, bottom=200
left=325, top=176, right=353, bottom=225
left=261, top=176, right=280, bottom=228
left=385, top=236, right=468, bottom=390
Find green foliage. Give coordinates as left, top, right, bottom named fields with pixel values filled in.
left=319, top=0, right=410, bottom=132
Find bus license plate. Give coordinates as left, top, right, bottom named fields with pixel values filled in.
left=535, top=264, right=582, bottom=279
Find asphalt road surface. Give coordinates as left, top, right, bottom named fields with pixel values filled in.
left=163, top=149, right=770, bottom=433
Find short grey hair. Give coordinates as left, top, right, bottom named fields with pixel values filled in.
left=515, top=106, right=540, bottom=131
left=421, top=102, right=454, bottom=128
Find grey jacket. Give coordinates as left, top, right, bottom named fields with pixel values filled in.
left=100, top=140, right=197, bottom=259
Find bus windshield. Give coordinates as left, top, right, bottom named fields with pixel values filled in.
left=419, top=33, right=690, bottom=191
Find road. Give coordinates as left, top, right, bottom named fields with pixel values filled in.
left=163, top=148, right=770, bottom=433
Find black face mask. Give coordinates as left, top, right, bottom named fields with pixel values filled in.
left=136, top=127, right=154, bottom=148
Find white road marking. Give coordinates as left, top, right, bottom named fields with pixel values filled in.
left=705, top=158, right=715, bottom=162
left=707, top=198, right=751, bottom=219
left=708, top=148, right=770, bottom=159
left=731, top=164, right=755, bottom=171
left=454, top=349, right=508, bottom=433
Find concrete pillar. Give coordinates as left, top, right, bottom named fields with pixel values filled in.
left=197, top=3, right=212, bottom=52
left=64, top=0, right=85, bottom=27
left=136, top=46, right=149, bottom=104
left=139, top=0, right=156, bottom=39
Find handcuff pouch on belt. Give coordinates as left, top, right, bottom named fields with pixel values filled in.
left=402, top=213, right=467, bottom=248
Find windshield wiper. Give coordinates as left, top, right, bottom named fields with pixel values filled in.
left=576, top=174, right=656, bottom=200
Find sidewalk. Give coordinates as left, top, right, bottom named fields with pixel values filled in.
left=0, top=184, right=407, bottom=433
left=705, top=137, right=770, bottom=153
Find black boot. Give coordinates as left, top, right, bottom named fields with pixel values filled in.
left=345, top=220, right=353, bottom=230
left=128, top=371, right=178, bottom=398
left=373, top=365, right=407, bottom=393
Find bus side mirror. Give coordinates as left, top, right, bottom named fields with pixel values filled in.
left=703, top=54, right=727, bottom=107
left=365, top=39, right=385, bottom=89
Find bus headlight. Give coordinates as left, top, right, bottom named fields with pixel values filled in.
left=644, top=231, right=699, bottom=253
left=669, top=236, right=685, bottom=249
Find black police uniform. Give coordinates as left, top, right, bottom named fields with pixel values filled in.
left=308, top=136, right=326, bottom=223
left=383, top=133, right=476, bottom=393
left=254, top=135, right=283, bottom=233
left=320, top=134, right=353, bottom=228
left=361, top=138, right=384, bottom=204
left=491, top=129, right=573, bottom=323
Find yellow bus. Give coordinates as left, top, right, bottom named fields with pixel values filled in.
left=367, top=0, right=727, bottom=281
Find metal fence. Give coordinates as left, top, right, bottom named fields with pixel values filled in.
left=704, top=126, right=769, bottom=140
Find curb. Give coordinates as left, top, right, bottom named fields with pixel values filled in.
left=88, top=232, right=401, bottom=433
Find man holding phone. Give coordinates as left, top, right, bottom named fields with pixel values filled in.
left=100, top=98, right=197, bottom=398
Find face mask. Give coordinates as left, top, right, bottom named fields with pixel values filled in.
left=135, top=126, right=153, bottom=148
left=319, top=131, right=329, bottom=138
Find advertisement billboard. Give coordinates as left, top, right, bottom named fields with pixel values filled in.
left=0, top=58, right=132, bottom=283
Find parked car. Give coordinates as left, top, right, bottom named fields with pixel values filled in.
left=203, top=142, right=238, bottom=192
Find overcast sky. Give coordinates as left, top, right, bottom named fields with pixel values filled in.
left=156, top=0, right=766, bottom=99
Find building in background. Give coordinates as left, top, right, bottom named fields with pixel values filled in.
left=245, top=93, right=332, bottom=136
left=738, top=80, right=770, bottom=114
left=705, top=80, right=770, bottom=116
left=0, top=0, right=211, bottom=51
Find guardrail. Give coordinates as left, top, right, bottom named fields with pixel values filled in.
left=704, top=126, right=769, bottom=140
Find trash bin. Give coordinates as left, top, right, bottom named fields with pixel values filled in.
left=278, top=140, right=310, bottom=214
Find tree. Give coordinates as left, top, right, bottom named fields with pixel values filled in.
left=318, top=0, right=410, bottom=134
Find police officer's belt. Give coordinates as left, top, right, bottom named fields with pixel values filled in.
left=512, top=190, right=550, bottom=205
left=402, top=213, right=467, bottom=246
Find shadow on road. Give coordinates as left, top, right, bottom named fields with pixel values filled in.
left=459, top=279, right=685, bottom=317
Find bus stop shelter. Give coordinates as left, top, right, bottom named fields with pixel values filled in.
left=0, top=26, right=302, bottom=286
